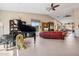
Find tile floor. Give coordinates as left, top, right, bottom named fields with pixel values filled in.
left=0, top=45, right=14, bottom=56
left=0, top=32, right=79, bottom=56
left=14, top=32, right=79, bottom=56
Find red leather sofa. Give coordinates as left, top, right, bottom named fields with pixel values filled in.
left=39, top=31, right=65, bottom=40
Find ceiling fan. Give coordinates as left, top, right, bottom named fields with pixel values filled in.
left=56, top=14, right=72, bottom=19
left=47, top=3, right=60, bottom=11
left=64, top=15, right=71, bottom=17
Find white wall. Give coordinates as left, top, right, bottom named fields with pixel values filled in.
left=73, top=8, right=79, bottom=37
left=0, top=10, right=57, bottom=34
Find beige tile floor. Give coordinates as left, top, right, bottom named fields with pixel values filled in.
left=13, top=32, right=79, bottom=56
left=0, top=32, right=79, bottom=56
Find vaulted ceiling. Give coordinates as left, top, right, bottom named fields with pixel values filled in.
left=0, top=3, right=79, bottom=19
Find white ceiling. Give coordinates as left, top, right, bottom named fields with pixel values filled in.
left=0, top=3, right=79, bottom=19
left=0, top=3, right=50, bottom=14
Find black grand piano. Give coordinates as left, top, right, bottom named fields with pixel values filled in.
left=17, top=20, right=36, bottom=33
left=17, top=20, right=36, bottom=42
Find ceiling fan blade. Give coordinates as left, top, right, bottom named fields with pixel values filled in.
left=51, top=3, right=54, bottom=7
left=46, top=7, right=51, bottom=11
left=48, top=8, right=52, bottom=11
left=52, top=8, right=55, bottom=11
left=64, top=15, right=71, bottom=17
left=53, top=5, right=60, bottom=8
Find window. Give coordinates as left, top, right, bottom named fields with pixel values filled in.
left=31, top=20, right=40, bottom=32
